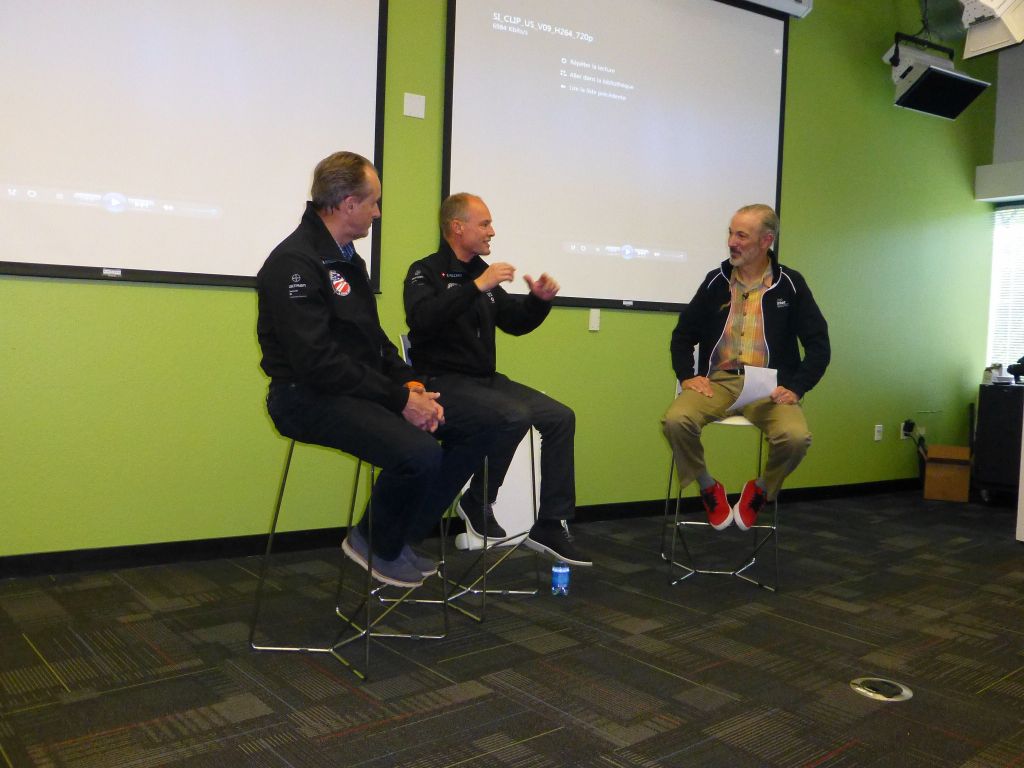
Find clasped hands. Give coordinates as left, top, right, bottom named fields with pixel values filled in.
left=402, top=386, right=444, bottom=432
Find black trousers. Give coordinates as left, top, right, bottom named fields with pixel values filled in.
left=425, top=372, right=576, bottom=521
left=267, top=382, right=494, bottom=560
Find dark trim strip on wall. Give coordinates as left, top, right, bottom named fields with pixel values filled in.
left=0, top=479, right=956, bottom=579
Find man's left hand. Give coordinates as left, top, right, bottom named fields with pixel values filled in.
left=770, top=386, right=799, bottom=405
left=524, top=273, right=560, bottom=301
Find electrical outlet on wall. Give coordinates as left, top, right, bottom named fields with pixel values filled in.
left=874, top=424, right=883, bottom=441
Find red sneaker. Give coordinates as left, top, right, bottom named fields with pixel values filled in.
left=700, top=481, right=732, bottom=530
left=733, top=480, right=767, bottom=531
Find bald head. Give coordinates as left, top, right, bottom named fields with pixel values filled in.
left=441, top=193, right=494, bottom=261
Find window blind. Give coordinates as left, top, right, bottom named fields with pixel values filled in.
left=987, top=204, right=1024, bottom=367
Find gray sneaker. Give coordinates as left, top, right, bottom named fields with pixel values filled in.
left=342, top=528, right=424, bottom=588
left=400, top=545, right=438, bottom=577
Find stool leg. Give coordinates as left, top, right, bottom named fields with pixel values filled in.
left=660, top=455, right=676, bottom=561
left=248, top=439, right=296, bottom=651
left=336, top=463, right=450, bottom=657
left=251, top=451, right=447, bottom=683
left=733, top=499, right=779, bottom=592
left=667, top=482, right=700, bottom=585
left=529, top=431, right=542, bottom=593
left=664, top=419, right=780, bottom=591
left=445, top=431, right=541, bottom=623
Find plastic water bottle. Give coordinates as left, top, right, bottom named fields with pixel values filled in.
left=551, top=562, right=570, bottom=596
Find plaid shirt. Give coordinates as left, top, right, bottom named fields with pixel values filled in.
left=712, top=264, right=773, bottom=371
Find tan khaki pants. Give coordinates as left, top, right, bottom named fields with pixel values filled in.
left=661, top=371, right=811, bottom=501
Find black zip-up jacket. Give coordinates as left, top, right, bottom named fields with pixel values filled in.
left=403, top=240, right=552, bottom=376
left=256, top=202, right=415, bottom=412
left=670, top=254, right=830, bottom=398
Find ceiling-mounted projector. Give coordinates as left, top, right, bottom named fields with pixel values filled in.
left=744, top=0, right=812, bottom=18
left=960, top=0, right=1024, bottom=57
left=883, top=33, right=989, bottom=119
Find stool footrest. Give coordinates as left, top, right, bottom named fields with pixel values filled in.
left=663, top=482, right=780, bottom=591
left=443, top=535, right=542, bottom=623
left=249, top=444, right=449, bottom=682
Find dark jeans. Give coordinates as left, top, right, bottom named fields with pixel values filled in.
left=426, top=372, right=576, bottom=521
left=267, top=382, right=493, bottom=560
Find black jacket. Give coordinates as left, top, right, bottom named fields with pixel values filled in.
left=403, top=240, right=551, bottom=376
left=256, top=202, right=414, bottom=412
left=670, top=254, right=830, bottom=398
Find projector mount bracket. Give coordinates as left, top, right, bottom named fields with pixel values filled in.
left=887, top=32, right=954, bottom=69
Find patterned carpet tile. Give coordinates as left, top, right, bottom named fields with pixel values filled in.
left=1, top=492, right=1022, bottom=767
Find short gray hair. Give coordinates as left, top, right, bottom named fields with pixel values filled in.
left=737, top=203, right=779, bottom=247
left=310, top=151, right=375, bottom=211
left=440, top=192, right=481, bottom=235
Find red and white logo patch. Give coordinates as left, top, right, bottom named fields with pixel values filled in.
left=329, top=270, right=351, bottom=297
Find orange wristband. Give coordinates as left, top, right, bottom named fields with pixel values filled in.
left=404, top=381, right=424, bottom=390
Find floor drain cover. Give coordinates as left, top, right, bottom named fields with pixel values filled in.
left=849, top=677, right=913, bottom=701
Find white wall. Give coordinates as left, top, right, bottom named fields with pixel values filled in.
left=976, top=42, right=1024, bottom=201
left=994, top=43, right=1024, bottom=163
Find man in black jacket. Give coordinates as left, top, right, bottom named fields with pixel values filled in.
left=257, top=152, right=492, bottom=589
left=663, top=204, right=830, bottom=531
left=403, top=193, right=591, bottom=566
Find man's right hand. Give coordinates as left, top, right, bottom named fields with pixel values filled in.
left=403, top=390, right=445, bottom=432
left=682, top=376, right=714, bottom=398
left=474, top=262, right=516, bottom=292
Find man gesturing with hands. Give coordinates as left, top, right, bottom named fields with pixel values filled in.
left=403, top=193, right=591, bottom=566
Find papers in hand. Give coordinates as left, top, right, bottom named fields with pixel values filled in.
left=728, top=365, right=777, bottom=411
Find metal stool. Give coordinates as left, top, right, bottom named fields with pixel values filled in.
left=443, top=434, right=543, bottom=623
left=397, top=334, right=541, bottom=623
left=662, top=415, right=780, bottom=591
left=248, top=439, right=448, bottom=681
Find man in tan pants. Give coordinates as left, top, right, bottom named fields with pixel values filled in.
left=663, top=205, right=830, bottom=530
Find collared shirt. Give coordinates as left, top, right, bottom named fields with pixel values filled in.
left=324, top=241, right=355, bottom=265
left=325, top=243, right=358, bottom=268
left=713, top=264, right=773, bottom=371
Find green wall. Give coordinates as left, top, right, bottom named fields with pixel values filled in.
left=0, top=0, right=997, bottom=558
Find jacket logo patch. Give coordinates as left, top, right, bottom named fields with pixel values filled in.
left=288, top=274, right=307, bottom=299
left=329, top=270, right=351, bottom=297
left=409, top=267, right=426, bottom=285
left=776, top=298, right=789, bottom=308
left=447, top=282, right=460, bottom=289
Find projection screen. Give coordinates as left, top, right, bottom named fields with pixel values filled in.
left=0, top=0, right=385, bottom=288
left=445, top=0, right=787, bottom=309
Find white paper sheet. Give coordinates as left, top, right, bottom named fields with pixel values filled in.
left=728, top=365, right=777, bottom=411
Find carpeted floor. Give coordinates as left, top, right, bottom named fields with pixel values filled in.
left=1, top=491, right=1022, bottom=767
